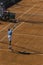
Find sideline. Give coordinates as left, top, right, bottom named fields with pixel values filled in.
left=13, top=33, right=43, bottom=37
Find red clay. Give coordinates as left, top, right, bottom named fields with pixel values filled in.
left=0, top=0, right=43, bottom=65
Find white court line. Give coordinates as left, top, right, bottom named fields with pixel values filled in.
left=13, top=34, right=43, bottom=37
left=12, top=22, right=24, bottom=32
left=17, top=4, right=37, bottom=19
left=0, top=22, right=24, bottom=41
left=0, top=6, right=40, bottom=33
left=29, top=7, right=41, bottom=16
left=0, top=4, right=37, bottom=41
left=0, top=23, right=12, bottom=32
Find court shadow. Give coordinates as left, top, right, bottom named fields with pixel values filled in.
left=6, top=0, right=22, bottom=9
left=0, top=0, right=22, bottom=9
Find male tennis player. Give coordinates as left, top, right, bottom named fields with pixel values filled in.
left=8, top=28, right=12, bottom=50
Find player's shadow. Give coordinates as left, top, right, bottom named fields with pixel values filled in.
left=11, top=49, right=31, bottom=55
left=0, top=41, right=33, bottom=55
left=17, top=51, right=31, bottom=55
left=0, top=41, right=42, bottom=55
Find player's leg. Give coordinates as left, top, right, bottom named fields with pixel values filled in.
left=8, top=35, right=12, bottom=49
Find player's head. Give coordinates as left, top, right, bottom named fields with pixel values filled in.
left=8, top=28, right=10, bottom=31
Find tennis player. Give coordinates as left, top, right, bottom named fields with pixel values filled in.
left=8, top=28, right=12, bottom=50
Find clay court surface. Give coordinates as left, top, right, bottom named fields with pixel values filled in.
left=0, top=0, right=43, bottom=65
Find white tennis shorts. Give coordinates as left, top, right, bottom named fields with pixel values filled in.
left=8, top=35, right=12, bottom=41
